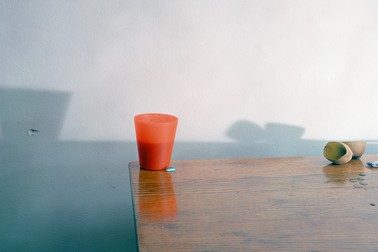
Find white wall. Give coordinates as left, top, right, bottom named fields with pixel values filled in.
left=1, top=0, right=378, bottom=160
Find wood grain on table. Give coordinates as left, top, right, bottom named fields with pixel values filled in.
left=130, top=155, right=378, bottom=251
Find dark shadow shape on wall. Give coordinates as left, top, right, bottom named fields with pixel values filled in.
left=0, top=88, right=70, bottom=140
left=173, top=120, right=327, bottom=159
left=0, top=88, right=71, bottom=164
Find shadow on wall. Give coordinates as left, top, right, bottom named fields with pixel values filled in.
left=1, top=87, right=378, bottom=252
left=174, top=120, right=378, bottom=159
left=175, top=120, right=327, bottom=159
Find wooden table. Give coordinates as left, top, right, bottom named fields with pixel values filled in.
left=129, top=155, right=378, bottom=251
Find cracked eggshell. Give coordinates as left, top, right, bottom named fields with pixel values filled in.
left=342, top=141, right=366, bottom=159
left=323, top=141, right=353, bottom=165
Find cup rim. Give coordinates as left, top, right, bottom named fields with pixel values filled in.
left=134, top=113, right=178, bottom=124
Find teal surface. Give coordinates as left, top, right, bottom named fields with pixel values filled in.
left=0, top=161, right=138, bottom=252
left=0, top=88, right=138, bottom=252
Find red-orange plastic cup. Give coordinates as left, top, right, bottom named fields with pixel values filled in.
left=134, top=113, right=178, bottom=170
